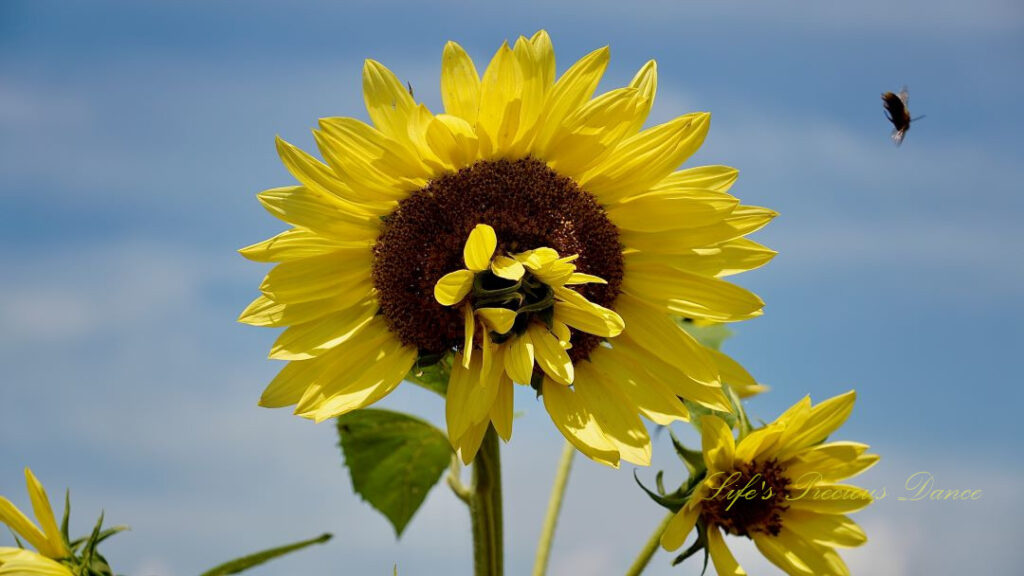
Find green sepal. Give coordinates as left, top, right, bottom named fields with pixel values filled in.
left=678, top=319, right=732, bottom=350
left=633, top=470, right=687, bottom=511
left=198, top=533, right=332, bottom=576
left=669, top=430, right=705, bottom=476
left=683, top=398, right=738, bottom=433
left=671, top=520, right=710, bottom=574
left=405, top=353, right=451, bottom=396
left=337, top=409, right=453, bottom=537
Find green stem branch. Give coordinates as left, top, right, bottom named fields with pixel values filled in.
left=531, top=441, right=575, bottom=576
left=470, top=426, right=503, bottom=576
left=625, top=512, right=674, bottom=576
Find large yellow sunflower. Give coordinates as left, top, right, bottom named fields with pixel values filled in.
left=241, top=31, right=776, bottom=467
left=661, top=391, right=878, bottom=575
left=0, top=469, right=73, bottom=576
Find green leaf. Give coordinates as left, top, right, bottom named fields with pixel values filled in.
left=405, top=354, right=451, bottom=396
left=337, top=409, right=453, bottom=536
left=678, top=319, right=732, bottom=350
left=199, top=533, right=332, bottom=576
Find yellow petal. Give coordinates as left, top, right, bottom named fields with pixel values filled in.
left=315, top=118, right=429, bottom=197
left=624, top=59, right=657, bottom=137
left=533, top=46, right=610, bottom=151
left=257, top=184, right=380, bottom=240
left=24, top=470, right=68, bottom=558
left=462, top=303, right=475, bottom=368
left=580, top=112, right=712, bottom=203
left=613, top=293, right=719, bottom=386
left=707, top=348, right=767, bottom=398
left=240, top=229, right=372, bottom=263
left=238, top=293, right=371, bottom=328
left=528, top=323, right=574, bottom=385
left=612, top=336, right=730, bottom=412
left=269, top=300, right=378, bottom=360
left=455, top=419, right=490, bottom=465
left=551, top=320, right=571, bottom=349
left=529, top=30, right=556, bottom=91
left=274, top=138, right=372, bottom=209
left=784, top=511, right=868, bottom=548
left=434, top=269, right=475, bottom=306
left=507, top=35, right=547, bottom=156
left=0, top=549, right=73, bottom=575
left=706, top=527, right=747, bottom=576
left=362, top=59, right=417, bottom=147
left=476, top=307, right=517, bottom=335
left=553, top=301, right=622, bottom=339
left=734, top=424, right=784, bottom=462
left=606, top=189, right=740, bottom=232
left=0, top=497, right=51, bottom=558
left=424, top=113, right=480, bottom=170
left=260, top=251, right=373, bottom=305
left=464, top=223, right=497, bottom=271
left=753, top=533, right=816, bottom=576
left=543, top=87, right=645, bottom=178
left=542, top=379, right=619, bottom=467
left=619, top=205, right=778, bottom=254
left=489, top=376, right=515, bottom=441
left=786, top=484, right=874, bottom=514
left=622, top=262, right=765, bottom=322
left=588, top=347, right=689, bottom=426
left=564, top=272, right=606, bottom=285
left=701, top=415, right=736, bottom=473
left=477, top=42, right=522, bottom=156
left=441, top=41, right=481, bottom=123
left=653, top=165, right=739, bottom=193
left=778, top=391, right=857, bottom=458
left=575, top=362, right=651, bottom=466
left=785, top=442, right=879, bottom=483
left=490, top=255, right=525, bottom=280
left=301, top=339, right=418, bottom=423
left=503, top=331, right=535, bottom=384
left=772, top=529, right=850, bottom=576
left=660, top=504, right=699, bottom=551
left=261, top=317, right=394, bottom=408
left=625, top=238, right=777, bottom=280
left=446, top=352, right=499, bottom=445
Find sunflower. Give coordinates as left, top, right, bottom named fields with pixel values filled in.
left=661, top=391, right=878, bottom=576
left=241, top=31, right=776, bottom=466
left=0, top=469, right=73, bottom=576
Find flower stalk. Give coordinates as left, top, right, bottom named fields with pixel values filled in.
left=532, top=440, right=576, bottom=576
left=624, top=511, right=674, bottom=576
left=469, top=426, right=503, bottom=576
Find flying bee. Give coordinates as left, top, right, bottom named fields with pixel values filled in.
left=881, top=87, right=925, bottom=145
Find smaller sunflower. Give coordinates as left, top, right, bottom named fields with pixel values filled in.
left=0, top=469, right=72, bottom=576
left=661, top=391, right=878, bottom=576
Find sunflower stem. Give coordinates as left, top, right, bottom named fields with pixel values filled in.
left=531, top=440, right=575, bottom=576
left=470, top=426, right=503, bottom=576
left=625, top=511, right=674, bottom=576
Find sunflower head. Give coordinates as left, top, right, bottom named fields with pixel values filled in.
left=661, top=391, right=879, bottom=576
left=241, top=30, right=775, bottom=466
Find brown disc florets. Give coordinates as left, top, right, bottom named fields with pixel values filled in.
left=372, top=157, right=623, bottom=362
left=701, top=459, right=792, bottom=538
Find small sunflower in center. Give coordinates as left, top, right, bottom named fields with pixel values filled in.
left=434, top=222, right=623, bottom=386
left=241, top=31, right=776, bottom=467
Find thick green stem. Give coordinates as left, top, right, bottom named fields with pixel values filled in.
left=625, top=512, right=674, bottom=576
left=470, top=426, right=503, bottom=576
left=531, top=441, right=575, bottom=576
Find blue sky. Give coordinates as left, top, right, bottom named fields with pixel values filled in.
left=1, top=1, right=1022, bottom=574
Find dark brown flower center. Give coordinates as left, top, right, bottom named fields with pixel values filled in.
left=372, top=157, right=622, bottom=362
left=701, top=459, right=791, bottom=537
